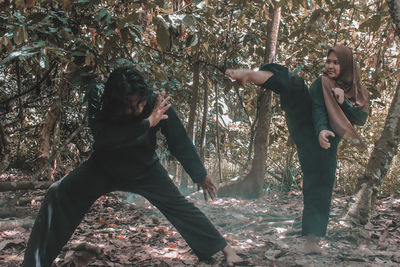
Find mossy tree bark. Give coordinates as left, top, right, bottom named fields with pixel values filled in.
left=346, top=1, right=400, bottom=224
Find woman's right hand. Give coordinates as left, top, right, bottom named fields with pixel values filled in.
left=318, top=130, right=335, bottom=149
left=148, top=91, right=171, bottom=127
left=332, top=87, right=345, bottom=105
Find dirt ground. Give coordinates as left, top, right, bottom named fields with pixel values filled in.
left=0, top=172, right=399, bottom=266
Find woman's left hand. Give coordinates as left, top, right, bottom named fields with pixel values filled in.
left=332, top=87, right=344, bottom=105
left=198, top=175, right=217, bottom=201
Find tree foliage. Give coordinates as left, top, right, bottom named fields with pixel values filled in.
left=0, top=0, right=398, bottom=194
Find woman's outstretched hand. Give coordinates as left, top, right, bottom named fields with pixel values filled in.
left=318, top=130, right=335, bottom=149
left=198, top=175, right=217, bottom=202
left=148, top=91, right=171, bottom=127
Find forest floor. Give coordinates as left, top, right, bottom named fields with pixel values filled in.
left=0, top=170, right=399, bottom=266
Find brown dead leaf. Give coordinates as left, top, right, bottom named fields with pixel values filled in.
left=0, top=239, right=24, bottom=250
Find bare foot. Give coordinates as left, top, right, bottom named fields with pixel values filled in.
left=303, top=235, right=327, bottom=255
left=225, top=69, right=252, bottom=86
left=222, top=245, right=242, bottom=266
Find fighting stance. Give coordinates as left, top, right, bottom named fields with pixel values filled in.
left=22, top=66, right=241, bottom=266
left=226, top=46, right=368, bottom=254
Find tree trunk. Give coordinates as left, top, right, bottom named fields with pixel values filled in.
left=346, top=1, right=400, bottom=225
left=37, top=63, right=77, bottom=180
left=0, top=180, right=52, bottom=192
left=15, top=60, right=24, bottom=163
left=0, top=121, right=10, bottom=173
left=37, top=87, right=61, bottom=166
left=387, top=0, right=400, bottom=36
left=186, top=61, right=200, bottom=141
left=347, top=79, right=400, bottom=224
left=234, top=86, right=259, bottom=176
left=180, top=61, right=200, bottom=189
left=199, top=75, right=209, bottom=162
left=32, top=114, right=87, bottom=181
left=215, top=80, right=223, bottom=183
left=218, top=3, right=281, bottom=198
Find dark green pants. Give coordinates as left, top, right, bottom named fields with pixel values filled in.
left=21, top=159, right=226, bottom=267
left=261, top=63, right=338, bottom=237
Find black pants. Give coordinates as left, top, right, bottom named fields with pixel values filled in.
left=283, top=80, right=338, bottom=237
left=261, top=63, right=338, bottom=237
left=294, top=129, right=338, bottom=237
left=21, top=159, right=226, bottom=267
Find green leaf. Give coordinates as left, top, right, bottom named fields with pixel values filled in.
left=156, top=23, right=169, bottom=52
left=309, top=9, right=324, bottom=24
left=104, top=25, right=115, bottom=36
left=71, top=51, right=86, bottom=56
left=334, top=1, right=351, bottom=9
left=133, top=24, right=144, bottom=32
left=27, top=12, right=47, bottom=24
left=0, top=49, right=38, bottom=65
left=0, top=36, right=12, bottom=52
left=39, top=55, right=48, bottom=69
left=115, top=58, right=132, bottom=67
left=48, top=27, right=58, bottom=33
left=96, top=9, right=108, bottom=20
left=185, top=34, right=193, bottom=47
left=49, top=11, right=68, bottom=25
left=182, top=15, right=196, bottom=27
left=359, top=15, right=381, bottom=32
left=190, top=33, right=198, bottom=47
left=32, top=40, right=46, bottom=47
left=14, top=26, right=28, bottom=45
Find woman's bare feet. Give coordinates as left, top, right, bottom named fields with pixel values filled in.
left=222, top=245, right=242, bottom=266
left=225, top=69, right=252, bottom=86
left=304, top=235, right=327, bottom=255
left=225, top=69, right=274, bottom=86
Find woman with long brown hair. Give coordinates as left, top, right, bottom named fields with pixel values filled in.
left=225, top=46, right=368, bottom=254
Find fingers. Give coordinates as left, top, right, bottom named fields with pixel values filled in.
left=327, top=131, right=335, bottom=138
left=198, top=179, right=217, bottom=202
left=154, top=92, right=171, bottom=115
left=321, top=141, right=330, bottom=149
left=319, top=130, right=335, bottom=149
left=319, top=137, right=330, bottom=149
left=160, top=96, right=171, bottom=109
left=203, top=188, right=208, bottom=202
left=155, top=91, right=162, bottom=105
left=332, top=88, right=344, bottom=104
left=205, top=182, right=217, bottom=201
left=208, top=184, right=216, bottom=200
left=156, top=92, right=171, bottom=108
left=148, top=92, right=171, bottom=127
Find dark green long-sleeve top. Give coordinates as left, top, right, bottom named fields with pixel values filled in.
left=89, top=100, right=207, bottom=183
left=259, top=64, right=368, bottom=144
left=309, top=77, right=368, bottom=137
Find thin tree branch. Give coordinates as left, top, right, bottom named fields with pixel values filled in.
left=0, top=62, right=56, bottom=105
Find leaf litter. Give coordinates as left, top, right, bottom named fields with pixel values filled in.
left=0, top=182, right=399, bottom=266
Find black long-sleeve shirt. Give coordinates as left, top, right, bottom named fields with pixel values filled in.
left=89, top=95, right=206, bottom=183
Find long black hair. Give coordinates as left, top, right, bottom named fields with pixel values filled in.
left=101, top=66, right=154, bottom=120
